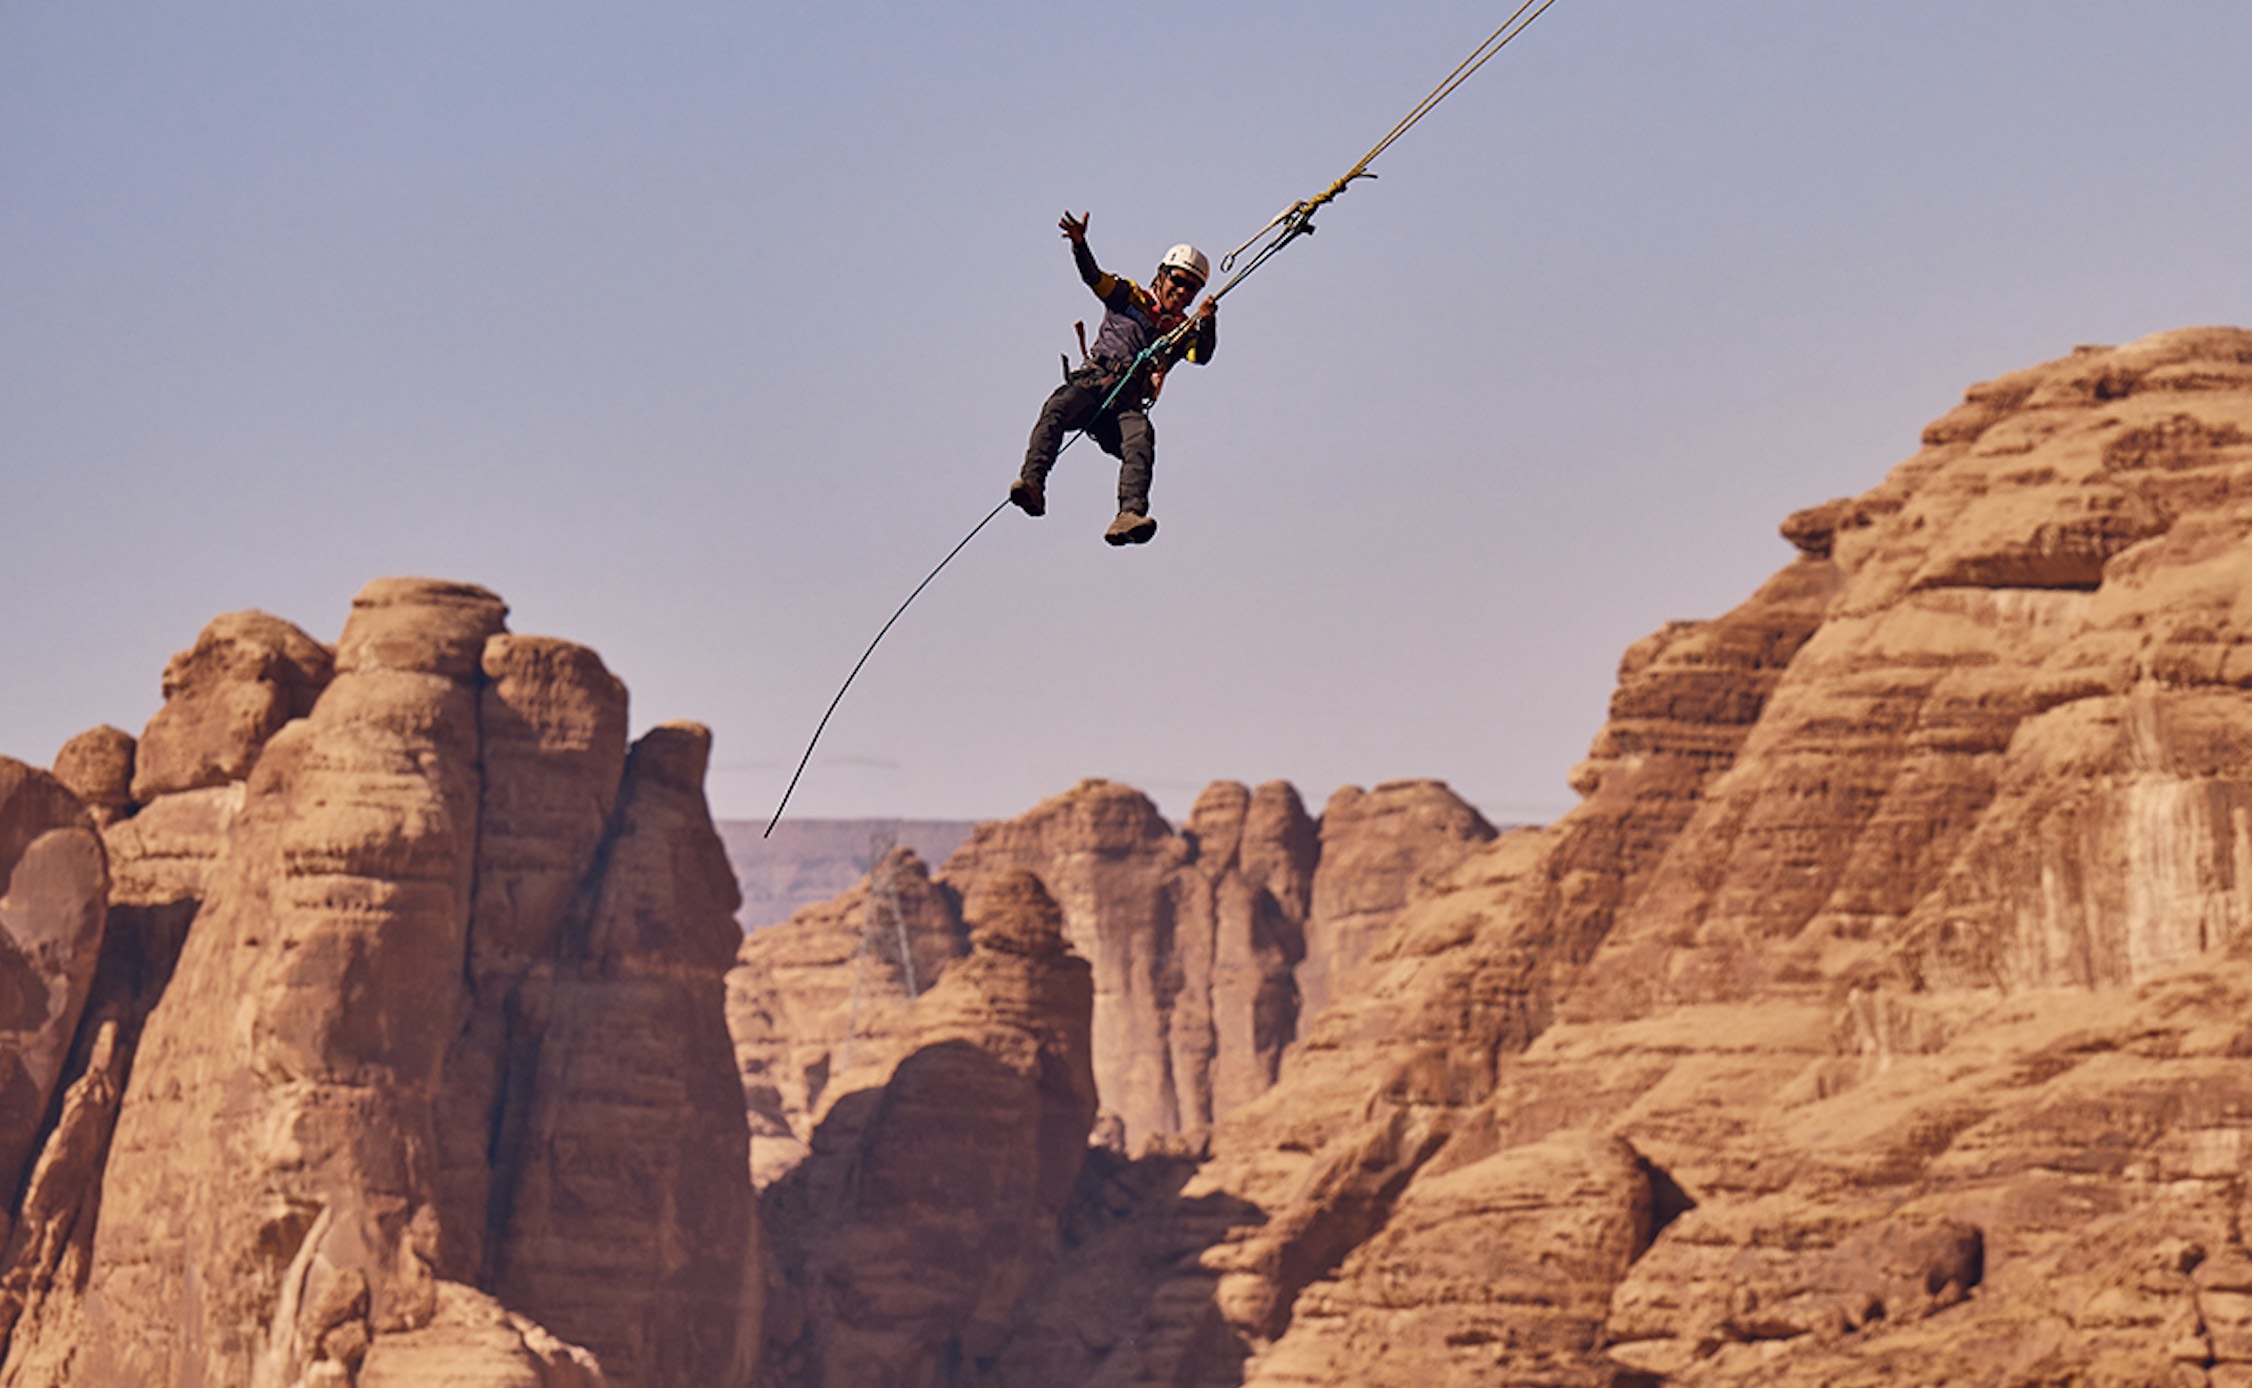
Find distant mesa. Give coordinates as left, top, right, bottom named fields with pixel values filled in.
left=715, top=817, right=976, bottom=930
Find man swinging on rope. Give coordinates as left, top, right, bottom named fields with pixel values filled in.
left=1010, top=211, right=1219, bottom=546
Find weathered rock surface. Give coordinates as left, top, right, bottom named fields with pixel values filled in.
left=1018, top=547, right=1836, bottom=1386
left=937, top=783, right=1197, bottom=1149
left=1298, top=779, right=1496, bottom=1022
left=1023, top=325, right=2252, bottom=1385
left=1247, top=1131, right=1664, bottom=1386
left=728, top=773, right=1505, bottom=1387
left=484, top=722, right=761, bottom=1388
left=49, top=726, right=134, bottom=828
left=0, top=763, right=107, bottom=1244
left=0, top=578, right=758, bottom=1388
left=758, top=869, right=1096, bottom=1388
left=728, top=848, right=968, bottom=1186
left=1175, top=781, right=1321, bottom=1129
left=434, top=631, right=629, bottom=1284
left=128, top=608, right=334, bottom=803
left=931, top=776, right=1484, bottom=1152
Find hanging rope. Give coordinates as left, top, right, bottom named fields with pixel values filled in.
left=763, top=497, right=1010, bottom=836
left=763, top=4, right=1561, bottom=835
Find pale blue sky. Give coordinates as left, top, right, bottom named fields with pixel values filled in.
left=6, top=3, right=2248, bottom=826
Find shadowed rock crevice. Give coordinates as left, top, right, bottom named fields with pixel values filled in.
left=0, top=766, right=107, bottom=1250
left=758, top=870, right=1095, bottom=1388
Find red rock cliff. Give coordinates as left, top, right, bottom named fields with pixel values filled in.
left=0, top=578, right=758, bottom=1388
left=997, top=325, right=2252, bottom=1386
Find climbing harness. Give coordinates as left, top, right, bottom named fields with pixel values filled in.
left=764, top=2, right=1561, bottom=836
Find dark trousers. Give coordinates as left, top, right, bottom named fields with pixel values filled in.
left=1021, top=372, right=1156, bottom=515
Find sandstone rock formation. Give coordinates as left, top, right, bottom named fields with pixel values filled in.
left=1175, top=780, right=1322, bottom=1128
left=728, top=776, right=1491, bottom=1383
left=932, top=776, right=1488, bottom=1152
left=481, top=722, right=761, bottom=1388
left=729, top=848, right=969, bottom=1186
left=1299, top=779, right=1497, bottom=1022
left=937, top=783, right=1200, bottom=1150
left=0, top=763, right=108, bottom=1246
left=19, top=325, right=2243, bottom=1386
left=48, top=726, right=134, bottom=828
left=0, top=578, right=757, bottom=1388
left=999, top=325, right=2252, bottom=1385
left=758, top=869, right=1096, bottom=1387
left=128, top=608, right=334, bottom=803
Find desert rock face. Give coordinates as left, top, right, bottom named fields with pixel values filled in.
left=728, top=847, right=969, bottom=1186
left=758, top=869, right=1096, bottom=1388
left=937, top=782, right=1198, bottom=1149
left=727, top=775, right=1506, bottom=1385
left=928, top=776, right=1487, bottom=1152
left=732, top=775, right=1490, bottom=1180
left=1299, top=779, right=1497, bottom=1022
left=1015, top=325, right=2252, bottom=1385
left=15, top=325, right=2252, bottom=1386
left=0, top=578, right=758, bottom=1388
left=48, top=727, right=135, bottom=829
left=0, top=763, right=108, bottom=1245
left=1175, top=780, right=1322, bottom=1129
left=128, top=608, right=335, bottom=803
left=483, top=721, right=761, bottom=1388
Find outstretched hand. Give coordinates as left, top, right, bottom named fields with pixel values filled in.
left=1059, top=210, right=1089, bottom=243
left=1195, top=295, right=1217, bottom=321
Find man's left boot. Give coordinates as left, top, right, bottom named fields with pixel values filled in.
left=1009, top=477, right=1046, bottom=517
left=1104, top=511, right=1157, bottom=546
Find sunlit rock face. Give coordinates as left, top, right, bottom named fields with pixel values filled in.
left=932, top=776, right=1488, bottom=1153
left=985, top=327, right=2252, bottom=1386
left=756, top=869, right=1096, bottom=1388
left=729, top=775, right=1500, bottom=1383
left=728, top=846, right=970, bottom=1188
left=0, top=578, right=758, bottom=1388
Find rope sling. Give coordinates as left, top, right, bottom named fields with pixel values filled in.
left=765, top=0, right=1562, bottom=835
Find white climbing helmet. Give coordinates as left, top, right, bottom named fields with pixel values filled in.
left=1158, top=243, right=1210, bottom=288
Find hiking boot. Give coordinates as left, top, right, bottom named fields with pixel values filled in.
left=1104, top=511, right=1157, bottom=546
left=1009, top=477, right=1046, bottom=517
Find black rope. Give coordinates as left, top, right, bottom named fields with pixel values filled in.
left=763, top=495, right=1012, bottom=836
left=767, top=7, right=1565, bottom=836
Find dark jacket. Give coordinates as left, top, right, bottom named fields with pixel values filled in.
left=1073, top=240, right=1217, bottom=406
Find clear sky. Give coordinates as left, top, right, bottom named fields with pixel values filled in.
left=6, top=3, right=2248, bottom=828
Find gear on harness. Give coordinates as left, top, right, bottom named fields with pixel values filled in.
left=1013, top=210, right=1218, bottom=536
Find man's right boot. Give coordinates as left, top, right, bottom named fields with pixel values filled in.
left=1009, top=477, right=1046, bottom=517
left=1104, top=511, right=1157, bottom=546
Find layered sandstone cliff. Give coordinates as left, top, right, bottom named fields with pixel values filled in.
left=0, top=579, right=757, bottom=1388
left=728, top=774, right=1494, bottom=1182
left=19, top=325, right=2249, bottom=1387
left=729, top=847, right=970, bottom=1185
left=757, top=869, right=1098, bottom=1387
left=1023, top=325, right=2252, bottom=1385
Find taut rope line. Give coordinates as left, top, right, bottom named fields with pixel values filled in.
left=763, top=4, right=1562, bottom=835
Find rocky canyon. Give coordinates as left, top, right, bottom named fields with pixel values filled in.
left=7, top=324, right=2252, bottom=1385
